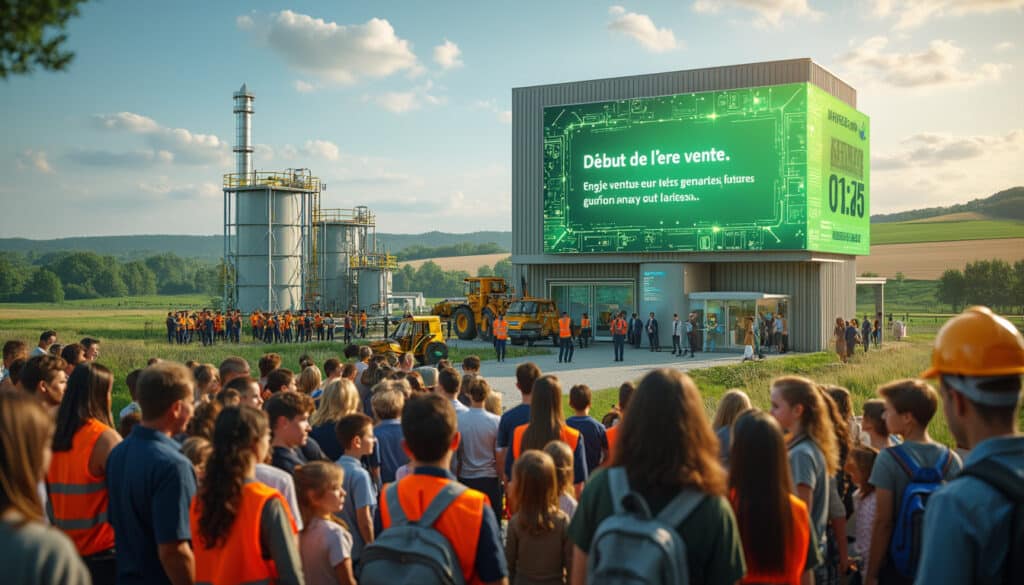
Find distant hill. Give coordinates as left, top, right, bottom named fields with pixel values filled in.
left=0, top=231, right=512, bottom=262
left=871, top=186, right=1024, bottom=223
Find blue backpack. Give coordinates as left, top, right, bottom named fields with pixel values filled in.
left=888, top=444, right=952, bottom=578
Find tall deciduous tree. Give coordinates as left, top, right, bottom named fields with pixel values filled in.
left=0, top=0, right=87, bottom=78
left=937, top=269, right=966, bottom=313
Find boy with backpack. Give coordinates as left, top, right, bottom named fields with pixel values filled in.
left=866, top=379, right=963, bottom=585
left=914, top=306, right=1024, bottom=585
left=362, top=393, right=508, bottom=585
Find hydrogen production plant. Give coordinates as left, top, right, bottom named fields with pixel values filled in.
left=222, top=84, right=395, bottom=314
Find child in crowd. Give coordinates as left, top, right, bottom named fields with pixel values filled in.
left=265, top=392, right=317, bottom=474
left=485, top=390, right=503, bottom=416
left=506, top=450, right=572, bottom=585
left=298, top=365, right=322, bottom=398
left=769, top=375, right=839, bottom=584
left=192, top=363, right=220, bottom=403
left=603, top=381, right=634, bottom=461
left=543, top=440, right=577, bottom=519
left=455, top=376, right=502, bottom=523
left=861, top=399, right=898, bottom=450
left=334, top=413, right=377, bottom=565
left=866, top=379, right=962, bottom=585
left=180, top=436, right=212, bottom=481
left=190, top=406, right=302, bottom=585
left=565, top=384, right=608, bottom=474
left=711, top=388, right=751, bottom=468
left=264, top=368, right=297, bottom=399
left=118, top=368, right=142, bottom=421
left=846, top=445, right=879, bottom=582
left=294, top=462, right=356, bottom=585
left=372, top=382, right=409, bottom=484
left=730, top=409, right=819, bottom=585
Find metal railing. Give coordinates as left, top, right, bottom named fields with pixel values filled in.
left=223, top=171, right=322, bottom=191
left=350, top=253, right=398, bottom=270
left=314, top=207, right=376, bottom=226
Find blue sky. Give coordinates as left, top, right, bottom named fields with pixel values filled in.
left=3, top=0, right=1022, bottom=238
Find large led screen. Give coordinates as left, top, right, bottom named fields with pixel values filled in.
left=542, top=82, right=870, bottom=254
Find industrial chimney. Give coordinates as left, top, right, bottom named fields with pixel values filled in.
left=233, top=83, right=254, bottom=179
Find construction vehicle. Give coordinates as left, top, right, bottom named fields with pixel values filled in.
left=369, top=315, right=448, bottom=366
left=431, top=277, right=511, bottom=341
left=505, top=298, right=561, bottom=346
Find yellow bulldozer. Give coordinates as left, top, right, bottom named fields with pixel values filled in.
left=431, top=277, right=511, bottom=341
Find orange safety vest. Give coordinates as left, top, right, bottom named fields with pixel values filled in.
left=250, top=314, right=259, bottom=327
left=214, top=315, right=225, bottom=331
left=581, top=317, right=590, bottom=329
left=46, top=418, right=116, bottom=556
left=190, top=481, right=297, bottom=585
left=612, top=318, right=628, bottom=335
left=314, top=315, right=323, bottom=328
left=493, top=319, right=508, bottom=340
left=605, top=424, right=620, bottom=462
left=379, top=474, right=487, bottom=584
left=511, top=423, right=580, bottom=459
left=360, top=313, right=368, bottom=326
left=558, top=316, right=572, bottom=338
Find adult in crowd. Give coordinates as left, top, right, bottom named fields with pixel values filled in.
left=81, top=337, right=101, bottom=362
left=106, top=362, right=197, bottom=585
left=218, top=356, right=251, bottom=389
left=31, top=330, right=57, bottom=357
left=1, top=339, right=27, bottom=384
left=0, top=392, right=91, bottom=585
left=497, top=363, right=540, bottom=483
left=48, top=362, right=122, bottom=585
left=20, top=354, right=68, bottom=414
left=509, top=375, right=587, bottom=496
left=309, top=378, right=362, bottom=461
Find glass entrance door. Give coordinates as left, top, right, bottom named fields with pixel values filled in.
left=550, top=282, right=635, bottom=341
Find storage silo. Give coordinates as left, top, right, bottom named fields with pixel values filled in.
left=319, top=218, right=362, bottom=311
left=235, top=186, right=305, bottom=312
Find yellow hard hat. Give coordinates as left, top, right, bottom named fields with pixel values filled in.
left=920, top=306, right=1024, bottom=378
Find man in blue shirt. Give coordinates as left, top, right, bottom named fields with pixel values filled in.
left=106, top=362, right=197, bottom=585
left=496, top=362, right=540, bottom=482
left=915, top=306, right=1024, bottom=585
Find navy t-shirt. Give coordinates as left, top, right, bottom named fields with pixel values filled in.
left=497, top=404, right=530, bottom=476
left=106, top=425, right=197, bottom=585
left=310, top=422, right=343, bottom=461
left=567, top=415, right=608, bottom=473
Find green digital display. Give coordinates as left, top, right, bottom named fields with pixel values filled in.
left=543, top=82, right=870, bottom=254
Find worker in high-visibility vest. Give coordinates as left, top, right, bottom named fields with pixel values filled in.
left=611, top=311, right=628, bottom=362
left=492, top=313, right=509, bottom=363
left=359, top=310, right=368, bottom=338
left=558, top=311, right=574, bottom=363
left=579, top=312, right=592, bottom=349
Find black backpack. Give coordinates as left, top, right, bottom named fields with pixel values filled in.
left=959, top=459, right=1024, bottom=585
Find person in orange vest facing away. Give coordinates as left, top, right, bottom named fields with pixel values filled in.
left=190, top=405, right=302, bottom=585
left=510, top=375, right=588, bottom=498
left=359, top=310, right=369, bottom=339
left=371, top=393, right=509, bottom=585
left=557, top=312, right=573, bottom=364
left=492, top=312, right=509, bottom=363
left=611, top=311, right=628, bottom=362
left=578, top=313, right=592, bottom=349
left=603, top=381, right=635, bottom=465
left=48, top=362, right=121, bottom=584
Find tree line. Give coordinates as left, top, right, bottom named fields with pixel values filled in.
left=0, top=251, right=225, bottom=303
left=395, top=242, right=506, bottom=262
left=392, top=257, right=513, bottom=298
left=938, top=259, right=1024, bottom=313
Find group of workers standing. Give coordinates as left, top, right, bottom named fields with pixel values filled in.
left=166, top=310, right=243, bottom=345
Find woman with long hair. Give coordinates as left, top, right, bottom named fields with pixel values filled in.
left=730, top=409, right=818, bottom=585
left=511, top=375, right=587, bottom=495
left=47, top=362, right=121, bottom=584
left=190, top=406, right=303, bottom=585
left=711, top=388, right=752, bottom=467
left=309, top=378, right=362, bottom=460
left=770, top=375, right=839, bottom=584
left=568, top=369, right=745, bottom=585
left=1, top=391, right=91, bottom=584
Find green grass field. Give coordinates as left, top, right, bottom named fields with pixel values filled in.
left=871, top=219, right=1024, bottom=245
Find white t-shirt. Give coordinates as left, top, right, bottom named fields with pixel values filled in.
left=254, top=463, right=304, bottom=531
left=300, top=516, right=353, bottom=585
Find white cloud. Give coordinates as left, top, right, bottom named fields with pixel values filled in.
left=995, top=41, right=1015, bottom=52
left=301, top=139, right=340, bottom=161
left=838, top=37, right=1008, bottom=88
left=236, top=14, right=254, bottom=30
left=870, top=0, right=1024, bottom=30
left=873, top=129, right=1024, bottom=170
left=498, top=110, right=512, bottom=124
left=473, top=99, right=512, bottom=124
left=16, top=149, right=54, bottom=174
left=293, top=80, right=316, bottom=93
left=240, top=10, right=419, bottom=84
left=692, top=0, right=821, bottom=28
left=433, top=39, right=463, bottom=70
left=92, top=112, right=230, bottom=166
left=139, top=179, right=221, bottom=201
left=607, top=6, right=679, bottom=52
left=368, top=81, right=445, bottom=114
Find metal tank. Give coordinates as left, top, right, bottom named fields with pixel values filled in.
left=236, top=187, right=304, bottom=312
left=320, top=221, right=362, bottom=311
left=358, top=269, right=385, bottom=311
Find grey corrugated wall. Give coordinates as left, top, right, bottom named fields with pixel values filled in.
left=511, top=58, right=859, bottom=353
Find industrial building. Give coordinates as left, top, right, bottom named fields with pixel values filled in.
left=223, top=84, right=395, bottom=314
left=511, top=59, right=870, bottom=352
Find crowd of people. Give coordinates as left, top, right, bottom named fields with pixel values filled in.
left=0, top=305, right=1021, bottom=585
left=165, top=309, right=373, bottom=347
left=833, top=314, right=885, bottom=363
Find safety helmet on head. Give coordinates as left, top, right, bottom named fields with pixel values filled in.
left=919, top=306, right=1024, bottom=378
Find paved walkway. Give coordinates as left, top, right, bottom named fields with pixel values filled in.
left=443, top=339, right=795, bottom=408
